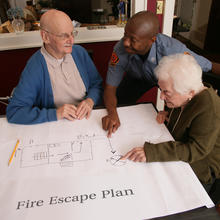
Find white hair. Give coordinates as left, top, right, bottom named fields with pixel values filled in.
left=154, top=53, right=204, bottom=94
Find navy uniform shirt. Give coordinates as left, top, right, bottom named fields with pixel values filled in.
left=106, top=33, right=212, bottom=87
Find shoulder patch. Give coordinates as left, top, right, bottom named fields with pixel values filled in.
left=184, top=51, right=190, bottom=55
left=110, top=52, right=119, bottom=66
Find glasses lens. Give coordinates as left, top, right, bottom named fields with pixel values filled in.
left=45, top=30, right=78, bottom=40
left=61, top=33, right=69, bottom=40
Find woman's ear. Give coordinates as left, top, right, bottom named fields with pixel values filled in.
left=189, top=90, right=195, bottom=100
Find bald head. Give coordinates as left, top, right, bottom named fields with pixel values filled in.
left=40, top=9, right=73, bottom=33
left=126, top=11, right=159, bottom=38
left=40, top=9, right=75, bottom=59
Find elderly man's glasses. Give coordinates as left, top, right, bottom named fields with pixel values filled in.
left=41, top=28, right=78, bottom=40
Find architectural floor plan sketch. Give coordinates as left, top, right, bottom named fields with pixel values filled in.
left=107, top=154, right=126, bottom=166
left=19, top=134, right=126, bottom=168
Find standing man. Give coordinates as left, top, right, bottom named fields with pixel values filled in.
left=7, top=9, right=103, bottom=124
left=102, top=10, right=220, bottom=137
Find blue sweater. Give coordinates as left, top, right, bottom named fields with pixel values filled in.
left=6, top=45, right=103, bottom=124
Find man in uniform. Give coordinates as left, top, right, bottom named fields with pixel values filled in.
left=102, top=10, right=220, bottom=137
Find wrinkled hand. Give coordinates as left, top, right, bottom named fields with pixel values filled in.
left=156, top=111, right=169, bottom=124
left=102, top=112, right=120, bottom=138
left=57, top=104, right=77, bottom=121
left=120, top=147, right=146, bottom=162
left=76, top=98, right=94, bottom=120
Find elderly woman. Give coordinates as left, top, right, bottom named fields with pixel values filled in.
left=122, top=53, right=220, bottom=203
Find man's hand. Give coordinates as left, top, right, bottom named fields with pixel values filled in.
left=76, top=98, right=94, bottom=120
left=102, top=84, right=119, bottom=137
left=57, top=104, right=77, bottom=121
left=120, top=147, right=146, bottom=162
left=102, top=112, right=120, bottom=138
left=156, top=111, right=169, bottom=124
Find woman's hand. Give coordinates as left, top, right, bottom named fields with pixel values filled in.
left=156, top=111, right=169, bottom=124
left=120, top=147, right=146, bottom=162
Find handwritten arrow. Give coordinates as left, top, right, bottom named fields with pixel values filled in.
left=107, top=138, right=116, bottom=154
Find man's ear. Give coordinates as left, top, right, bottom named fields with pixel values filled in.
left=148, top=36, right=156, bottom=47
left=152, top=36, right=156, bottom=43
left=40, top=30, right=50, bottom=44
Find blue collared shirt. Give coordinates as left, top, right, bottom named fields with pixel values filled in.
left=106, top=33, right=212, bottom=87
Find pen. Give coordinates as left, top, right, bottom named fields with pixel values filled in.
left=8, top=139, right=20, bottom=166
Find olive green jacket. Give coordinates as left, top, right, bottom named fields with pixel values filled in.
left=144, top=86, right=220, bottom=184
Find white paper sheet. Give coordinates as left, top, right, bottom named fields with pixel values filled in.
left=0, top=104, right=214, bottom=220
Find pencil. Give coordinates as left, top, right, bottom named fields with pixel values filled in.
left=8, top=139, right=20, bottom=166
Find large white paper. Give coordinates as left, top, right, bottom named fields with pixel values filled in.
left=0, top=104, right=214, bottom=220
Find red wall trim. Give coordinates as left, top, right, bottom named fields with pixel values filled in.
left=147, top=0, right=164, bottom=33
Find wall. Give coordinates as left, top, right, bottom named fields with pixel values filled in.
left=176, top=0, right=212, bottom=49
left=9, top=0, right=26, bottom=8
left=179, top=0, right=193, bottom=24
left=131, top=0, right=146, bottom=15
left=190, top=0, right=212, bottom=49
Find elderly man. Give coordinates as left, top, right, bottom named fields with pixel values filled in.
left=102, top=10, right=220, bottom=137
left=6, top=9, right=103, bottom=124
left=121, top=53, right=220, bottom=204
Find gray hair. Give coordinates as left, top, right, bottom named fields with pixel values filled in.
left=154, top=53, right=204, bottom=94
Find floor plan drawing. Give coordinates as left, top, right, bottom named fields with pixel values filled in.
left=107, top=154, right=126, bottom=166
left=19, top=134, right=125, bottom=168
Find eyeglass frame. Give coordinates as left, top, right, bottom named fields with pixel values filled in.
left=40, top=27, right=78, bottom=40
